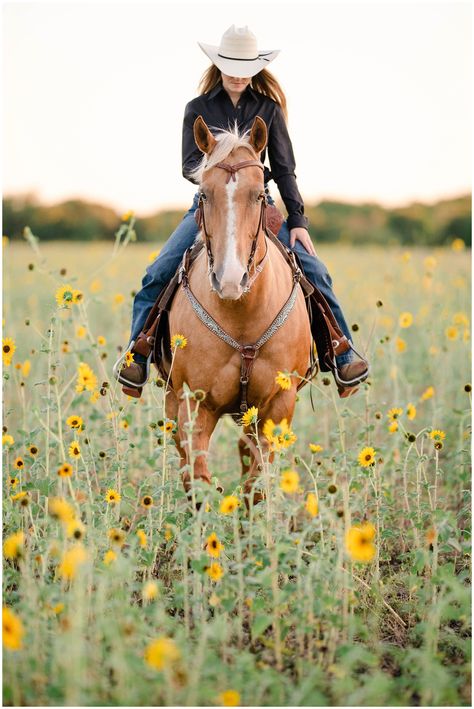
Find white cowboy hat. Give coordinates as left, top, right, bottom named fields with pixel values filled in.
left=198, top=25, right=280, bottom=78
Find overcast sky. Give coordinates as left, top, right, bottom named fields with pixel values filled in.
left=2, top=0, right=471, bottom=214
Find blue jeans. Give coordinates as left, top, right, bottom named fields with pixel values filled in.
left=130, top=190, right=353, bottom=364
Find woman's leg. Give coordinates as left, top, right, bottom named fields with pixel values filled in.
left=270, top=205, right=354, bottom=366
left=129, top=193, right=200, bottom=344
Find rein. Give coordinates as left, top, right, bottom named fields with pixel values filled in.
left=181, top=157, right=304, bottom=413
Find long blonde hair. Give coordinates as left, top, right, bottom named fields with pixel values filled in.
left=197, top=65, right=288, bottom=122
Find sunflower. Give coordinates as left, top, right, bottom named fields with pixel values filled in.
left=171, top=333, right=187, bottom=350
left=421, top=386, right=435, bottom=401
left=113, top=293, right=125, bottom=305
left=240, top=406, right=258, bottom=427
left=388, top=421, right=398, bottom=434
left=61, top=341, right=71, bottom=353
left=358, top=446, right=376, bottom=467
left=263, top=418, right=296, bottom=451
left=10, top=491, right=29, bottom=505
left=451, top=238, right=465, bottom=251
left=136, top=529, right=147, bottom=548
left=20, top=360, right=31, bottom=378
left=275, top=371, right=292, bottom=390
left=144, top=637, right=181, bottom=671
left=429, top=429, right=446, bottom=442
left=66, top=415, right=83, bottom=430
left=2, top=434, right=14, bottom=446
left=305, top=492, right=319, bottom=517
left=406, top=403, right=417, bottom=420
left=141, top=495, right=153, bottom=509
left=206, top=562, right=224, bottom=582
left=72, top=289, right=83, bottom=304
left=143, top=581, right=159, bottom=601
left=219, top=495, right=240, bottom=515
left=66, top=520, right=85, bottom=541
left=345, top=522, right=376, bottom=563
left=57, top=544, right=88, bottom=581
left=206, top=532, right=224, bottom=558
left=453, top=312, right=469, bottom=326
left=2, top=337, right=16, bottom=365
left=395, top=337, right=407, bottom=353
left=13, top=457, right=24, bottom=470
left=97, top=335, right=107, bottom=346
left=124, top=351, right=135, bottom=367
left=309, top=443, right=323, bottom=453
left=49, top=497, right=75, bottom=524
left=121, top=210, right=134, bottom=222
left=399, top=312, right=413, bottom=328
left=57, top=463, right=73, bottom=478
left=3, top=531, right=25, bottom=560
left=75, top=362, right=98, bottom=393
left=103, top=550, right=117, bottom=565
left=148, top=249, right=160, bottom=263
left=218, top=690, right=241, bottom=707
left=8, top=477, right=19, bottom=489
left=3, top=606, right=24, bottom=651
left=55, top=284, right=75, bottom=308
left=108, top=528, right=126, bottom=547
left=387, top=407, right=403, bottom=422
left=105, top=489, right=121, bottom=505
left=279, top=469, right=300, bottom=494
left=445, top=326, right=459, bottom=341
left=28, top=444, right=39, bottom=457
left=68, top=441, right=81, bottom=459
left=75, top=325, right=87, bottom=339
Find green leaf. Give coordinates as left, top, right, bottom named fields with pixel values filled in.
left=252, top=614, right=273, bottom=637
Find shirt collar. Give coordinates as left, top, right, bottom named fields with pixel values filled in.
left=207, top=82, right=259, bottom=102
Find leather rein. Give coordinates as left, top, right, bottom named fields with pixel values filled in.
left=180, top=158, right=303, bottom=414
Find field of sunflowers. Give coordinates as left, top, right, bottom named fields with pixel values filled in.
left=2, top=220, right=471, bottom=706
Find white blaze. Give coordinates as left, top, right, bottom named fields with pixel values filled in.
left=219, top=174, right=246, bottom=293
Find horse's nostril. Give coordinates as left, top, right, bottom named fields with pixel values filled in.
left=211, top=272, right=221, bottom=292
left=240, top=272, right=249, bottom=289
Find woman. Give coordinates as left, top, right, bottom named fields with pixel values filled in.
left=115, top=25, right=369, bottom=394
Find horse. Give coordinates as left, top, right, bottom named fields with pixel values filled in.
left=164, top=115, right=311, bottom=503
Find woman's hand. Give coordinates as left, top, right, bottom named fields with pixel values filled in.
left=289, top=227, right=317, bottom=257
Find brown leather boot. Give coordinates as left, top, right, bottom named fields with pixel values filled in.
left=336, top=357, right=369, bottom=398
left=115, top=361, right=148, bottom=387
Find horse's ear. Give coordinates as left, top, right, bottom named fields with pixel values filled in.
left=248, top=116, right=267, bottom=154
left=193, top=115, right=216, bottom=154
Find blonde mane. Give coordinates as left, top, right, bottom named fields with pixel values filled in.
left=189, top=123, right=258, bottom=184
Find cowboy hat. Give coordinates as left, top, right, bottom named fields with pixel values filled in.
left=198, top=25, right=280, bottom=78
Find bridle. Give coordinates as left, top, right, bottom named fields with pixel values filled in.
left=194, top=159, right=269, bottom=291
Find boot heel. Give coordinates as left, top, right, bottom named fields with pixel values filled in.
left=122, top=385, right=142, bottom=398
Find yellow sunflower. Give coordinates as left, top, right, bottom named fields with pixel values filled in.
left=240, top=406, right=258, bottom=427
left=345, top=522, right=376, bottom=563
left=357, top=446, right=376, bottom=467
left=3, top=606, right=24, bottom=651
left=171, top=333, right=187, bottom=350
left=275, top=371, right=292, bottom=390
left=206, top=562, right=224, bottom=582
left=219, top=495, right=239, bottom=515
left=206, top=532, right=224, bottom=559
left=279, top=469, right=300, bottom=494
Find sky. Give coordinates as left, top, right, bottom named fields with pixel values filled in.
left=2, top=0, right=472, bottom=215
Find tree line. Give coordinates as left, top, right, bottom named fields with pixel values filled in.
left=3, top=192, right=471, bottom=246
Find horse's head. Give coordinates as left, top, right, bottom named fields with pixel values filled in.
left=192, top=115, right=268, bottom=300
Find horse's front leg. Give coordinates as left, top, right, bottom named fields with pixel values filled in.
left=177, top=399, right=217, bottom=493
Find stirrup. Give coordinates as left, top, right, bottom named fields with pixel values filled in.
left=112, top=339, right=153, bottom=389
left=330, top=341, right=370, bottom=388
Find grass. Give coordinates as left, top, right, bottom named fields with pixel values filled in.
left=2, top=225, right=471, bottom=706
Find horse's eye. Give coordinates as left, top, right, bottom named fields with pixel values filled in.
left=200, top=192, right=207, bottom=202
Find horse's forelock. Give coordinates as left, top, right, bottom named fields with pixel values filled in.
left=189, top=125, right=257, bottom=184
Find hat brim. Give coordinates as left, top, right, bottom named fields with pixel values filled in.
left=198, top=42, right=280, bottom=78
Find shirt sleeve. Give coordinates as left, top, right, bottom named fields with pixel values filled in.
left=267, top=104, right=309, bottom=230
left=182, top=101, right=202, bottom=185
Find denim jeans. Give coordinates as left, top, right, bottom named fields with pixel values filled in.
left=130, top=190, right=353, bottom=364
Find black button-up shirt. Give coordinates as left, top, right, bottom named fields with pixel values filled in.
left=182, top=82, right=309, bottom=230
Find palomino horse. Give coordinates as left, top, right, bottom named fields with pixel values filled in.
left=166, top=115, right=311, bottom=502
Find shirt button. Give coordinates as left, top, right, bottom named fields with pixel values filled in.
left=237, top=105, right=241, bottom=109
